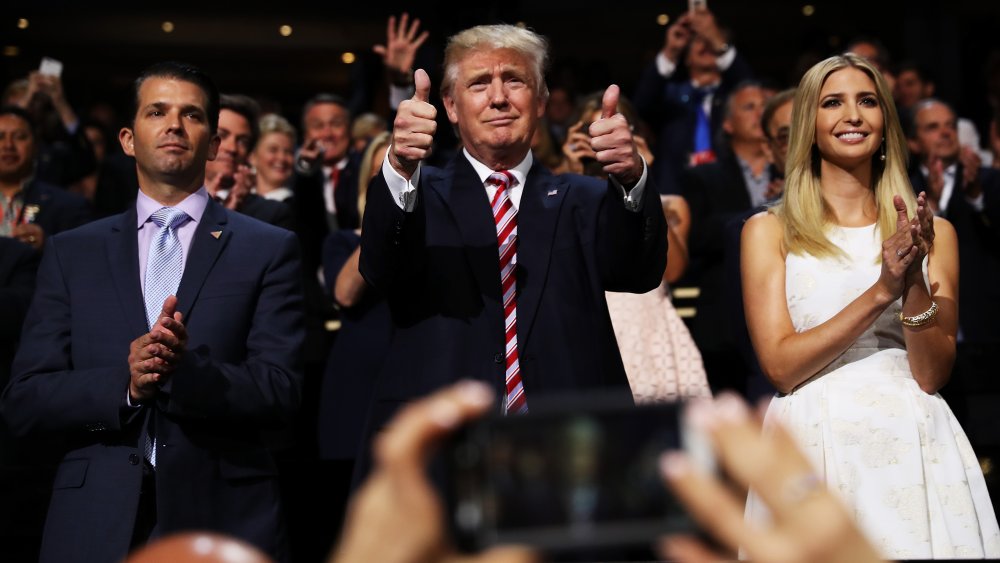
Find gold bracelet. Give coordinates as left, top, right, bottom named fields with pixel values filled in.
left=899, top=301, right=939, bottom=327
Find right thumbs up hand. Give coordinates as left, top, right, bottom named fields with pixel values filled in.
left=389, top=68, right=437, bottom=179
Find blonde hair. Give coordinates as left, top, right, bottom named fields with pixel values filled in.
left=258, top=113, right=297, bottom=142
left=441, top=24, right=549, bottom=101
left=357, top=131, right=391, bottom=220
left=771, top=54, right=915, bottom=258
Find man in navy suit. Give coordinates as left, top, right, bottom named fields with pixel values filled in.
left=1, top=62, right=304, bottom=563
left=633, top=6, right=753, bottom=194
left=905, top=99, right=1000, bottom=446
left=360, top=24, right=666, bottom=466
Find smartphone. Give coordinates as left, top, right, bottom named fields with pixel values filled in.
left=689, top=0, right=707, bottom=14
left=444, top=395, right=713, bottom=553
left=39, top=57, right=63, bottom=78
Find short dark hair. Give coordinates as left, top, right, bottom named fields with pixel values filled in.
left=131, top=61, right=220, bottom=133
left=761, top=88, right=796, bottom=140
left=301, top=93, right=350, bottom=130
left=220, top=93, right=261, bottom=147
left=0, top=105, right=37, bottom=139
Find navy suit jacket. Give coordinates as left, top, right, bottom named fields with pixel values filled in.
left=1, top=199, right=305, bottom=563
left=633, top=53, right=753, bottom=194
left=359, top=155, right=666, bottom=451
left=681, top=155, right=754, bottom=354
left=21, top=179, right=92, bottom=238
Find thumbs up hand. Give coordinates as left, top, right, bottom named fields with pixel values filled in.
left=588, top=84, right=643, bottom=186
left=389, top=69, right=438, bottom=179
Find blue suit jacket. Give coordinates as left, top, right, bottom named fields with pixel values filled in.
left=633, top=53, right=754, bottom=194
left=1, top=198, right=305, bottom=563
left=358, top=155, right=667, bottom=461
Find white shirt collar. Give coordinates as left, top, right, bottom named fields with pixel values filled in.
left=462, top=148, right=533, bottom=188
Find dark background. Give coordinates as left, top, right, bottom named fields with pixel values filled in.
left=4, top=0, right=1000, bottom=135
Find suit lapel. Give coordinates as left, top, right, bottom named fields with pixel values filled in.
left=427, top=156, right=503, bottom=302
left=513, top=163, right=568, bottom=347
left=175, top=199, right=230, bottom=321
left=107, top=207, right=148, bottom=336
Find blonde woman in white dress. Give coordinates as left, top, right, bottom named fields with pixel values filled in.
left=742, top=54, right=999, bottom=558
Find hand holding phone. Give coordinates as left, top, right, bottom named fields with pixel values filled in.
left=39, top=57, right=63, bottom=78
left=444, top=394, right=713, bottom=553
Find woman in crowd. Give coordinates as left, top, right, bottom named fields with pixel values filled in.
left=250, top=113, right=297, bottom=203
left=742, top=53, right=999, bottom=558
left=555, top=92, right=710, bottom=404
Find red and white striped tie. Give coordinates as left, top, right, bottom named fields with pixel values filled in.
left=488, top=171, right=527, bottom=415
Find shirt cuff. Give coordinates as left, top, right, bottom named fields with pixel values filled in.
left=381, top=150, right=420, bottom=212
left=389, top=84, right=414, bottom=111
left=716, top=47, right=736, bottom=71
left=966, top=192, right=985, bottom=212
left=125, top=389, right=140, bottom=408
left=610, top=156, right=649, bottom=212
left=655, top=52, right=677, bottom=78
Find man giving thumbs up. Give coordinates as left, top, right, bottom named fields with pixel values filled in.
left=358, top=23, right=666, bottom=476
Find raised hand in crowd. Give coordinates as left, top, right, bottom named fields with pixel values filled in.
left=958, top=145, right=984, bottom=198
left=659, top=393, right=882, bottom=563
left=388, top=69, right=436, bottom=179
left=663, top=13, right=693, bottom=63
left=374, top=13, right=430, bottom=86
left=687, top=6, right=729, bottom=53
left=23, top=71, right=79, bottom=130
left=223, top=163, right=255, bottom=211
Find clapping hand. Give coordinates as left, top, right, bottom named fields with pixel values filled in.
left=128, top=296, right=188, bottom=402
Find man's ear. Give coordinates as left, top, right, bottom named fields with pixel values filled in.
left=722, top=118, right=734, bottom=136
left=907, top=137, right=922, bottom=157
left=119, top=127, right=135, bottom=157
left=207, top=134, right=221, bottom=161
left=443, top=94, right=459, bottom=125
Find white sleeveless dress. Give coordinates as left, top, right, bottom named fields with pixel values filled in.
left=746, top=223, right=1000, bottom=559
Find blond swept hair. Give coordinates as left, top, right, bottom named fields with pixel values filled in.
left=771, top=54, right=915, bottom=258
left=258, top=113, right=297, bottom=142
left=441, top=24, right=549, bottom=101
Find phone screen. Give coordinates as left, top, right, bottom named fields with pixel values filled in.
left=445, top=400, right=702, bottom=552
left=39, top=57, right=63, bottom=78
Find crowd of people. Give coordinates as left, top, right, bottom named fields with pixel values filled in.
left=1, top=7, right=999, bottom=562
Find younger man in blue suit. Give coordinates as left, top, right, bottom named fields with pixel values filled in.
left=1, top=62, right=304, bottom=563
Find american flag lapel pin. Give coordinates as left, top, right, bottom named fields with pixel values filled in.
left=547, top=189, right=558, bottom=196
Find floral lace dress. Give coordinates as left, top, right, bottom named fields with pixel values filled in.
left=606, top=283, right=710, bottom=404
left=746, top=223, right=1000, bottom=559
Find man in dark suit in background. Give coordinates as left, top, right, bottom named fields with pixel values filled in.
left=0, top=106, right=91, bottom=252
left=680, top=82, right=769, bottom=396
left=906, top=98, right=1000, bottom=446
left=360, top=24, right=666, bottom=473
left=1, top=62, right=304, bottom=563
left=633, top=5, right=753, bottom=194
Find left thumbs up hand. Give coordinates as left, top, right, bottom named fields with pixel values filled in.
left=588, top=84, right=643, bottom=186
